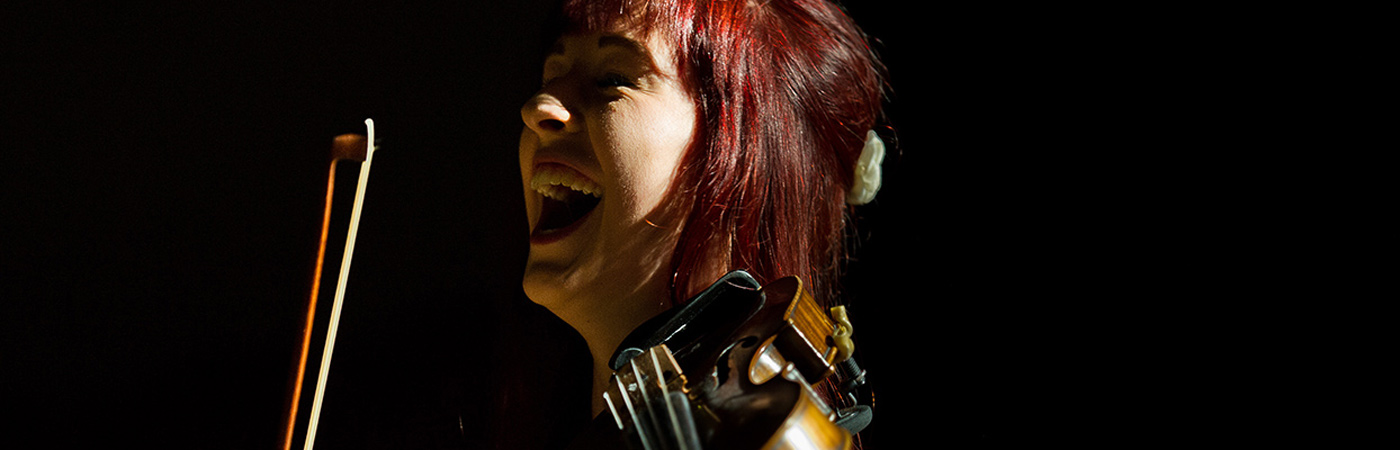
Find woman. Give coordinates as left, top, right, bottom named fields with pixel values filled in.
left=515, top=0, right=889, bottom=446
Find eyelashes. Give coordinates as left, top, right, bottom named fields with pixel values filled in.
left=541, top=72, right=638, bottom=90
left=595, top=73, right=636, bottom=89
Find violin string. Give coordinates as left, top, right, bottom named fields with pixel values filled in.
left=650, top=349, right=688, bottom=450
left=304, top=119, right=377, bottom=450
left=622, top=362, right=654, bottom=450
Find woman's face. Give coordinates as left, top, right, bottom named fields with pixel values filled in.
left=518, top=29, right=697, bottom=322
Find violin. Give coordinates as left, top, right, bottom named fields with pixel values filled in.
left=571, top=270, right=874, bottom=450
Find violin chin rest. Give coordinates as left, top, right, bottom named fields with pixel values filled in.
left=834, top=405, right=873, bottom=434
left=609, top=270, right=762, bottom=370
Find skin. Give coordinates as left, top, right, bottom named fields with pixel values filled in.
left=518, top=28, right=700, bottom=415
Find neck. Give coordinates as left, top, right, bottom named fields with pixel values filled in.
left=585, top=328, right=627, bottom=416
left=556, top=292, right=671, bottom=418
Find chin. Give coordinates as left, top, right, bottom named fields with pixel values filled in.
left=521, top=259, right=579, bottom=313
left=520, top=254, right=610, bottom=319
left=521, top=250, right=674, bottom=327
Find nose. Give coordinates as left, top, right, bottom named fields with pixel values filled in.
left=521, top=90, right=578, bottom=136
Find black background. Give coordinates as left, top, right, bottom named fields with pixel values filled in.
left=1, top=1, right=1186, bottom=448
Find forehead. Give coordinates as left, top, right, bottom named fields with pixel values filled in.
left=550, top=34, right=648, bottom=57
left=546, top=32, right=674, bottom=73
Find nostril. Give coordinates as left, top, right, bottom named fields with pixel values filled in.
left=539, top=118, right=566, bottom=132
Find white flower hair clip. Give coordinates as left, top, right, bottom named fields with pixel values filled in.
left=846, top=130, right=885, bottom=205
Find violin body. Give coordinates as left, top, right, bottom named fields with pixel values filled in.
left=575, top=271, right=870, bottom=450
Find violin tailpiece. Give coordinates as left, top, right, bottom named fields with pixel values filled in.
left=604, top=344, right=703, bottom=450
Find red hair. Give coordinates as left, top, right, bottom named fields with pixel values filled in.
left=557, top=0, right=887, bottom=307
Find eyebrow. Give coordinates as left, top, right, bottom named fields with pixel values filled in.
left=547, top=35, right=648, bottom=57
left=597, top=35, right=647, bottom=55
left=544, top=34, right=662, bottom=75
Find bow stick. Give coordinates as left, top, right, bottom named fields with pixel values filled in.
left=282, top=119, right=378, bottom=450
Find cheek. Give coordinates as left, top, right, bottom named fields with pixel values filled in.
left=602, top=102, right=696, bottom=211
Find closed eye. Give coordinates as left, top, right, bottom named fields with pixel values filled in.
left=596, top=73, right=636, bottom=89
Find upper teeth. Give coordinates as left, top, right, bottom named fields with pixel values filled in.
left=531, top=165, right=603, bottom=201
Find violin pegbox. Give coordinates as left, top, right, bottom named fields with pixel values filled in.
left=748, top=276, right=844, bottom=385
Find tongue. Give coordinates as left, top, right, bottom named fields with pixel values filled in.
left=537, top=190, right=600, bottom=232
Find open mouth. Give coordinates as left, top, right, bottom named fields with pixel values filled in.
left=531, top=164, right=603, bottom=234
